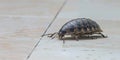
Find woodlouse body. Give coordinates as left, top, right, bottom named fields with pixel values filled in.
left=58, top=18, right=106, bottom=40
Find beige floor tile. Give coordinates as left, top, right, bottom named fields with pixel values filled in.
left=0, top=0, right=64, bottom=60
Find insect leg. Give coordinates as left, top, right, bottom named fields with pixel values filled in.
left=71, top=33, right=79, bottom=41
left=91, top=36, right=97, bottom=39
left=58, top=35, right=65, bottom=44
left=99, top=33, right=107, bottom=38
left=90, top=33, right=97, bottom=39
left=74, top=34, right=79, bottom=41
left=75, top=35, right=79, bottom=41
left=48, top=32, right=57, bottom=37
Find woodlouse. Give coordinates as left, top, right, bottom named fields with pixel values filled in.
left=43, top=18, right=107, bottom=43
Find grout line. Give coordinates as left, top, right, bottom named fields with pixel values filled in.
left=26, top=0, right=67, bottom=60
left=42, top=0, right=67, bottom=37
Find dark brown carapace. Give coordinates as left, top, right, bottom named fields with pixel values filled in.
left=43, top=18, right=107, bottom=43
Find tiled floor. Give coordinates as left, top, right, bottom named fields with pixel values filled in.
left=28, top=0, right=120, bottom=60
left=0, top=0, right=64, bottom=60
left=0, top=0, right=120, bottom=60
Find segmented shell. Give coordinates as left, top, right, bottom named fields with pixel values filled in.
left=58, top=18, right=102, bottom=35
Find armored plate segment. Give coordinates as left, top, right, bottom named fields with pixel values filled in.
left=58, top=18, right=106, bottom=40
